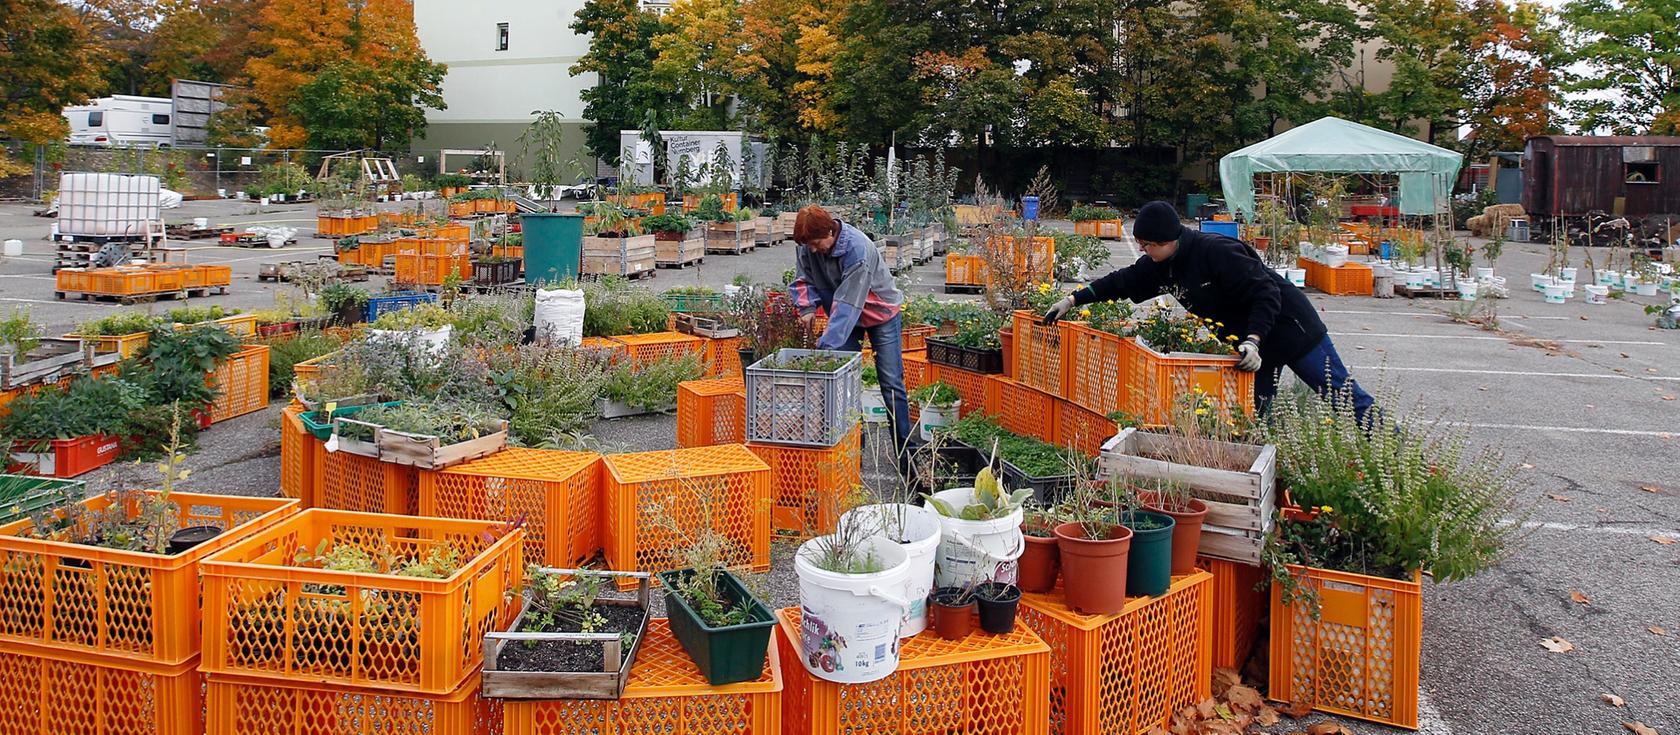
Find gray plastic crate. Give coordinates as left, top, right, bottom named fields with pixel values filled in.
left=744, top=348, right=862, bottom=447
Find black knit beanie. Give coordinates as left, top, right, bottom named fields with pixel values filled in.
left=1132, top=200, right=1184, bottom=242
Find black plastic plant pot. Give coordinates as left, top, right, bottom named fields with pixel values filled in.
left=737, top=348, right=758, bottom=373
left=1120, top=510, right=1176, bottom=597
left=925, top=337, right=1004, bottom=374
left=166, top=525, right=222, bottom=555
left=975, top=582, right=1021, bottom=634
left=656, top=568, right=775, bottom=686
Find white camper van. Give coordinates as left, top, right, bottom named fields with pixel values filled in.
left=64, top=96, right=175, bottom=147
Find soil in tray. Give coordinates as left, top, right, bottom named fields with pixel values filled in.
left=496, top=604, right=645, bottom=673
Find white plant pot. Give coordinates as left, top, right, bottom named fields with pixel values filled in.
left=1543, top=282, right=1571, bottom=304
left=1404, top=270, right=1428, bottom=289
left=1457, top=281, right=1479, bottom=301
left=919, top=401, right=959, bottom=441
left=795, top=535, right=912, bottom=684
left=1584, top=284, right=1609, bottom=304
left=1475, top=267, right=1495, bottom=281
left=259, top=197, right=270, bottom=206
left=861, top=389, right=888, bottom=424
left=839, top=504, right=942, bottom=638
left=1272, top=266, right=1290, bottom=280
left=1420, top=268, right=1441, bottom=288
left=929, top=487, right=1025, bottom=589
left=1287, top=268, right=1307, bottom=288
left=1597, top=272, right=1616, bottom=287
left=1635, top=281, right=1660, bottom=297
left=1531, top=273, right=1553, bottom=292
left=1560, top=267, right=1578, bottom=283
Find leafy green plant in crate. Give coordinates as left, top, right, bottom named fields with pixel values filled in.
left=487, top=343, right=611, bottom=446
left=0, top=309, right=44, bottom=355
left=583, top=278, right=671, bottom=337
left=75, top=312, right=165, bottom=337
left=320, top=284, right=370, bottom=324
left=269, top=333, right=343, bottom=399
left=602, top=353, right=705, bottom=413
left=136, top=324, right=244, bottom=413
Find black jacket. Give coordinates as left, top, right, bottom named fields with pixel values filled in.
left=1073, top=228, right=1328, bottom=365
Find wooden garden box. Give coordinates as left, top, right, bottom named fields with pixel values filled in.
left=1097, top=428, right=1276, bottom=564
left=481, top=570, right=652, bottom=700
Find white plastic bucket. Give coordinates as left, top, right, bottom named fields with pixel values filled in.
left=930, top=487, right=1024, bottom=588
left=840, top=503, right=941, bottom=637
left=1543, top=282, right=1570, bottom=304
left=861, top=390, right=888, bottom=424
left=1475, top=267, right=1495, bottom=281
left=367, top=325, right=453, bottom=353
left=795, top=534, right=912, bottom=684
left=1560, top=267, right=1578, bottom=283
left=1404, top=270, right=1427, bottom=289
left=1597, top=272, right=1616, bottom=287
left=1457, top=280, right=1479, bottom=301
left=1287, top=268, right=1306, bottom=288
left=1420, top=268, right=1441, bottom=287
left=919, top=401, right=959, bottom=440
left=1636, top=281, right=1660, bottom=296
left=1530, top=273, right=1552, bottom=292
left=1272, top=266, right=1290, bottom=280
left=193, top=217, right=209, bottom=229
left=1584, top=284, right=1609, bottom=304
left=2, top=240, right=20, bottom=257
left=259, top=197, right=270, bottom=206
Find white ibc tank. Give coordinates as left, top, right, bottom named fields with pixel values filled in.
left=56, top=173, right=161, bottom=237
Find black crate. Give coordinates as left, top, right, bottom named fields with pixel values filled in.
left=473, top=259, right=520, bottom=285
left=926, top=337, right=1004, bottom=374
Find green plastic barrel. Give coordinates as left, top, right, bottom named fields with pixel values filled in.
left=1186, top=193, right=1210, bottom=218
left=520, top=212, right=584, bottom=285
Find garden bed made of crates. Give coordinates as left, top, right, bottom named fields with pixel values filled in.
left=601, top=444, right=771, bottom=590
left=416, top=447, right=602, bottom=569
left=55, top=264, right=232, bottom=300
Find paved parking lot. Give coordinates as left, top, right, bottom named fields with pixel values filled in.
left=2, top=198, right=1675, bottom=733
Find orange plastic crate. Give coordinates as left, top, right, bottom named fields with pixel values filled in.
left=1198, top=556, right=1267, bottom=671
left=705, top=335, right=746, bottom=378
left=775, top=607, right=1050, bottom=735
left=493, top=243, right=524, bottom=261
left=984, top=375, right=1057, bottom=444
left=394, top=251, right=471, bottom=286
left=417, top=447, right=601, bottom=568
left=944, top=253, right=988, bottom=286
left=206, top=673, right=500, bottom=734
left=320, top=448, right=417, bottom=515
left=1063, top=322, right=1131, bottom=417
left=396, top=236, right=467, bottom=257
left=1053, top=398, right=1116, bottom=458
left=0, top=491, right=299, bottom=666
left=601, top=445, right=771, bottom=589
left=1299, top=257, right=1373, bottom=296
left=746, top=424, right=861, bottom=538
left=291, top=350, right=338, bottom=384
left=902, top=323, right=936, bottom=352
left=579, top=336, right=629, bottom=364
left=610, top=331, right=707, bottom=369
left=903, top=350, right=929, bottom=391
left=1018, top=571, right=1213, bottom=735
left=682, top=192, right=738, bottom=212
left=985, top=235, right=1057, bottom=281
left=1000, top=327, right=1014, bottom=378
left=207, top=344, right=270, bottom=423
left=930, top=362, right=988, bottom=419
left=1269, top=566, right=1421, bottom=729
left=192, top=264, right=233, bottom=289
left=1012, top=311, right=1073, bottom=398
left=279, top=405, right=320, bottom=506
left=0, top=646, right=203, bottom=735
left=504, top=617, right=781, bottom=734
left=1121, top=338, right=1254, bottom=426
left=676, top=378, right=746, bottom=448
left=64, top=330, right=151, bottom=359
left=200, top=508, right=526, bottom=694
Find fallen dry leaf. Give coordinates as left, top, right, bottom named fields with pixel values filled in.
left=1146, top=727, right=1170, bottom=735
left=1652, top=535, right=1677, bottom=545
left=1521, top=463, right=1535, bottom=469
left=1642, top=485, right=1663, bottom=494
left=1624, top=722, right=1658, bottom=735
left=1663, top=396, right=1676, bottom=401
left=1196, top=698, right=1219, bottom=720
left=1307, top=724, right=1353, bottom=735
left=1650, top=626, right=1667, bottom=636
left=1257, top=707, right=1281, bottom=726
left=1620, top=352, right=1630, bottom=358
left=1571, top=590, right=1592, bottom=605
left=1541, top=636, right=1575, bottom=653
left=1547, top=494, right=1573, bottom=502
left=1602, top=693, right=1626, bottom=707
left=1279, top=701, right=1316, bottom=718
left=1227, top=685, right=1264, bottom=713
left=1212, top=668, right=1242, bottom=698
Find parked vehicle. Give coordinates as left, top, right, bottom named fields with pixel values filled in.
left=64, top=96, right=175, bottom=147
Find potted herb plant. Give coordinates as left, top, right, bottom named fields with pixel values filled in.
left=743, top=347, right=861, bottom=447
left=354, top=401, right=510, bottom=470
left=794, top=518, right=913, bottom=684
left=912, top=382, right=961, bottom=440
left=974, top=580, right=1021, bottom=633
left=925, top=310, right=1005, bottom=373
left=928, top=580, right=978, bottom=639
left=924, top=457, right=1031, bottom=589
left=598, top=353, right=705, bottom=418
left=654, top=503, right=775, bottom=686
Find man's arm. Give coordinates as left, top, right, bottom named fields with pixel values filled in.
left=1072, top=256, right=1157, bottom=306
left=1211, top=240, right=1282, bottom=343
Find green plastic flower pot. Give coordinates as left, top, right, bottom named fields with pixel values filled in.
left=1121, top=510, right=1176, bottom=597
left=657, top=568, right=776, bottom=685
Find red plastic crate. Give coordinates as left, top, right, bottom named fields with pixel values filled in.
left=1197, top=556, right=1268, bottom=671
left=417, top=448, right=602, bottom=568
left=676, top=378, right=746, bottom=448
left=747, top=424, right=861, bottom=538
left=504, top=617, right=781, bottom=734
left=1018, top=572, right=1213, bottom=735
left=984, top=375, right=1057, bottom=444
left=1053, top=399, right=1117, bottom=458
left=775, top=607, right=1050, bottom=735
left=0, top=645, right=203, bottom=735
left=930, top=362, right=988, bottom=418
left=200, top=508, right=526, bottom=694
left=1012, top=311, right=1074, bottom=398
left=601, top=444, right=772, bottom=589
left=320, top=448, right=417, bottom=515
left=206, top=674, right=501, bottom=734
left=9, top=433, right=122, bottom=478
left=1000, top=327, right=1014, bottom=379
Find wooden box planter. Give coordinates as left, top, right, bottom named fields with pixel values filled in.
left=1097, top=428, right=1276, bottom=565
left=201, top=508, right=526, bottom=695
left=9, top=434, right=124, bottom=478
left=926, top=336, right=1004, bottom=374
left=0, top=339, right=97, bottom=390
left=753, top=216, right=774, bottom=245
left=744, top=348, right=862, bottom=447
left=472, top=259, right=520, bottom=285
left=481, top=569, right=652, bottom=700
left=672, top=312, right=740, bottom=339
left=705, top=222, right=757, bottom=254
left=330, top=416, right=385, bottom=458
left=655, top=234, right=706, bottom=267
left=0, top=490, right=299, bottom=666
left=374, top=419, right=510, bottom=471
left=1270, top=566, right=1422, bottom=729
left=582, top=234, right=657, bottom=277
left=683, top=193, right=738, bottom=212
left=776, top=211, right=798, bottom=243
left=658, top=568, right=776, bottom=686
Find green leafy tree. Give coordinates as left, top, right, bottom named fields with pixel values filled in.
left=830, top=0, right=931, bottom=142
left=1461, top=0, right=1563, bottom=156
left=1346, top=0, right=1478, bottom=144
left=571, top=0, right=669, bottom=163
left=1560, top=0, right=1680, bottom=134
left=289, top=57, right=446, bottom=150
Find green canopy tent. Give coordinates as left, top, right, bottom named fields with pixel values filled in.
left=1218, top=117, right=1465, bottom=220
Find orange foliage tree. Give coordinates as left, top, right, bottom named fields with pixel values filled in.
left=0, top=0, right=107, bottom=176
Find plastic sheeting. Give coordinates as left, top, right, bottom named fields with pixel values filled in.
left=1218, top=117, right=1464, bottom=218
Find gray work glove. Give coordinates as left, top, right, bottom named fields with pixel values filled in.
left=1041, top=295, right=1077, bottom=326
left=1236, top=338, right=1262, bottom=372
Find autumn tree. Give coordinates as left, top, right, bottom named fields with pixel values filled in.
left=1560, top=0, right=1680, bottom=134
left=1353, top=0, right=1479, bottom=144
left=829, top=0, right=933, bottom=143
left=1461, top=0, right=1562, bottom=155
left=571, top=0, right=668, bottom=163
left=0, top=0, right=106, bottom=176
left=650, top=0, right=765, bottom=129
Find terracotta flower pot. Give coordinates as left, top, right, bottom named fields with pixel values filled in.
left=929, top=587, right=976, bottom=640
left=1018, top=534, right=1061, bottom=593
left=1142, top=493, right=1209, bottom=575
left=1052, top=521, right=1134, bottom=615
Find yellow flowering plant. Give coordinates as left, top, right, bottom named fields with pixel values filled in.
left=1133, top=304, right=1232, bottom=355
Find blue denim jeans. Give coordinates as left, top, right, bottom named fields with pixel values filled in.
left=841, top=313, right=913, bottom=451
left=1255, top=335, right=1376, bottom=427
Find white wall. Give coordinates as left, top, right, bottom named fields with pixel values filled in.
left=414, top=0, right=596, bottom=124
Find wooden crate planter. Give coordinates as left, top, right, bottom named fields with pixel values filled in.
left=200, top=508, right=526, bottom=695
left=0, top=339, right=96, bottom=390
left=1123, top=337, right=1255, bottom=427
left=672, top=312, right=739, bottom=339
left=754, top=216, right=774, bottom=245
left=418, top=448, right=602, bottom=567
left=655, top=233, right=706, bottom=267
left=583, top=234, right=657, bottom=277
left=776, top=212, right=798, bottom=243
left=482, top=570, right=652, bottom=699
left=744, top=348, right=861, bottom=447
left=746, top=424, right=861, bottom=538
left=601, top=445, right=771, bottom=590
left=373, top=419, right=509, bottom=470
left=1018, top=572, right=1213, bottom=735
left=1270, top=566, right=1422, bottom=729
left=1097, top=428, right=1276, bottom=565
left=0, top=491, right=299, bottom=665
left=775, top=606, right=1051, bottom=735
left=705, top=222, right=757, bottom=254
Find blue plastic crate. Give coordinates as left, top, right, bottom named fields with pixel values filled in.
left=365, top=292, right=438, bottom=322
left=1199, top=220, right=1240, bottom=239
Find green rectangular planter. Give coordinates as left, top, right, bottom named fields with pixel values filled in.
left=520, top=212, right=584, bottom=285
left=299, top=401, right=401, bottom=441
left=657, top=569, right=775, bottom=685
left=0, top=474, right=83, bottom=524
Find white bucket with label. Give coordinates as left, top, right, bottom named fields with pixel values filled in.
left=1597, top=272, right=1616, bottom=287
left=1635, top=281, right=1660, bottom=296
left=919, top=400, right=959, bottom=440
left=840, top=503, right=942, bottom=637
left=930, top=487, right=1024, bottom=589
left=1530, top=273, right=1552, bottom=292
left=795, top=534, right=911, bottom=684
left=1272, top=266, right=1290, bottom=280
left=1457, top=279, right=1479, bottom=301
left=861, top=390, right=888, bottom=424
left=1560, top=267, right=1578, bottom=283
left=1323, top=245, right=1349, bottom=268
left=1475, top=267, right=1495, bottom=281
left=1543, top=282, right=1570, bottom=304
left=1404, top=270, right=1428, bottom=289
left=1287, top=268, right=1307, bottom=288
left=1584, top=284, right=1609, bottom=304
left=1420, top=268, right=1441, bottom=287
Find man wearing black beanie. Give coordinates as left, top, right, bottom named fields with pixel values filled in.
left=1042, top=200, right=1374, bottom=425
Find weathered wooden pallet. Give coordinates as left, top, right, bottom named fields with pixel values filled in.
left=55, top=286, right=226, bottom=304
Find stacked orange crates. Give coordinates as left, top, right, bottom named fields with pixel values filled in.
left=601, top=444, right=771, bottom=589
left=747, top=424, right=861, bottom=538
left=1198, top=556, right=1268, bottom=671
left=279, top=405, right=322, bottom=506
left=1063, top=322, right=1131, bottom=418
left=319, top=447, right=417, bottom=515
left=1013, top=311, right=1073, bottom=398
left=0, top=491, right=299, bottom=735
left=206, top=344, right=270, bottom=423
left=1122, top=338, right=1254, bottom=426
left=705, top=335, right=746, bottom=378
left=984, top=374, right=1057, bottom=444
left=1073, top=219, right=1123, bottom=238
left=1054, top=398, right=1116, bottom=458
left=396, top=235, right=466, bottom=256
left=677, top=378, right=746, bottom=448
left=1270, top=567, right=1422, bottom=729
left=683, top=192, right=739, bottom=212
left=395, top=251, right=472, bottom=286
left=1018, top=572, right=1214, bottom=735
left=945, top=253, right=988, bottom=287
left=317, top=213, right=377, bottom=236
left=775, top=607, right=1050, bottom=734
left=200, top=509, right=525, bottom=730
left=338, top=237, right=401, bottom=269
left=504, top=618, right=782, bottom=734
left=930, top=361, right=988, bottom=419
left=417, top=447, right=602, bottom=567
left=610, top=331, right=707, bottom=369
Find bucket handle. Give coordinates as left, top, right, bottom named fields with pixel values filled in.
left=866, top=584, right=912, bottom=611
left=949, top=529, right=1024, bottom=562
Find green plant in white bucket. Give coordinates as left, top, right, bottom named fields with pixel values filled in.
left=911, top=381, right=961, bottom=440
left=924, top=462, right=1030, bottom=522
left=860, top=365, right=888, bottom=423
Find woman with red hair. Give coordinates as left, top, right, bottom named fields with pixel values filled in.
left=789, top=204, right=912, bottom=452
